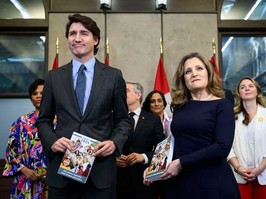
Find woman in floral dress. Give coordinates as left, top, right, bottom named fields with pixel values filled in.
left=3, top=79, right=48, bottom=199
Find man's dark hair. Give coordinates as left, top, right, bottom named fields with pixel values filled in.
left=65, top=14, right=101, bottom=55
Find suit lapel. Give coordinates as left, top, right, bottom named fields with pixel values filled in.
left=60, top=62, right=81, bottom=117
left=124, top=111, right=146, bottom=153
left=130, top=110, right=146, bottom=142
left=83, top=60, right=106, bottom=119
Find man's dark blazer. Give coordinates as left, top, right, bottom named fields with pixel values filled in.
left=117, top=109, right=165, bottom=199
left=36, top=59, right=131, bottom=189
left=224, top=89, right=234, bottom=105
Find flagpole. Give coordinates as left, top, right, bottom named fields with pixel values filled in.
left=56, top=37, right=59, bottom=55
left=105, top=37, right=109, bottom=65
left=102, top=7, right=109, bottom=63
left=104, top=11, right=107, bottom=59
left=100, top=2, right=111, bottom=65
left=51, top=37, right=59, bottom=70
left=211, top=38, right=220, bottom=75
left=56, top=37, right=59, bottom=67
left=154, top=3, right=171, bottom=116
left=160, top=37, right=163, bottom=55
left=212, top=38, right=216, bottom=55
left=160, top=9, right=164, bottom=63
left=106, top=38, right=109, bottom=55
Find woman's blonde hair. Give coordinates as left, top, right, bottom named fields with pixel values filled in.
left=234, top=76, right=266, bottom=125
left=171, top=52, right=224, bottom=108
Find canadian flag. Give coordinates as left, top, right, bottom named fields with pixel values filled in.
left=210, top=54, right=219, bottom=76
left=52, top=53, right=58, bottom=70
left=154, top=55, right=172, bottom=116
left=105, top=52, right=109, bottom=65
left=105, top=38, right=110, bottom=65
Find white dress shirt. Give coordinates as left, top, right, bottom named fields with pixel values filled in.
left=129, top=106, right=148, bottom=164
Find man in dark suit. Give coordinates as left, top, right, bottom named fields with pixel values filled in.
left=209, top=60, right=235, bottom=105
left=116, top=81, right=165, bottom=199
left=224, top=88, right=234, bottom=105
left=36, top=14, right=131, bottom=199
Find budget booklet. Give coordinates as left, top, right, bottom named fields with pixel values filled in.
left=57, top=132, right=100, bottom=184
left=146, top=134, right=174, bottom=181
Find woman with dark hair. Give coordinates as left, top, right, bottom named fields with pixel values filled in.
left=228, top=76, right=266, bottom=199
left=143, top=90, right=171, bottom=136
left=2, top=79, right=48, bottom=199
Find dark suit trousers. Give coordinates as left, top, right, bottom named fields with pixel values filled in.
left=48, top=178, right=115, bottom=199
left=116, top=166, right=157, bottom=199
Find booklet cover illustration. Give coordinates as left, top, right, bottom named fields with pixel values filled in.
left=146, top=135, right=174, bottom=181
left=57, top=132, right=100, bottom=184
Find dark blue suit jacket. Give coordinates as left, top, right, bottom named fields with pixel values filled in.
left=37, top=59, right=131, bottom=189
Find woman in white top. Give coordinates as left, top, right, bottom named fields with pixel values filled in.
left=228, top=76, right=266, bottom=199
left=142, top=90, right=172, bottom=136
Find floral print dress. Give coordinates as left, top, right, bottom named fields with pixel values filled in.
left=2, top=111, right=48, bottom=199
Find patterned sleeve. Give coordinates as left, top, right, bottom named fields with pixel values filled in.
left=3, top=116, right=27, bottom=176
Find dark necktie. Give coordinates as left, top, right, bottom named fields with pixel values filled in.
left=75, top=64, right=86, bottom=114
left=129, top=112, right=135, bottom=131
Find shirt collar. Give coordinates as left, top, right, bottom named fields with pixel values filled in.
left=130, top=106, right=141, bottom=117
left=72, top=57, right=96, bottom=75
left=163, top=111, right=171, bottom=122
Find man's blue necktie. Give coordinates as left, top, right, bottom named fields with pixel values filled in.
left=75, top=64, right=86, bottom=114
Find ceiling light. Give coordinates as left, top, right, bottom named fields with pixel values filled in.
left=156, top=0, right=167, bottom=10
left=100, top=0, right=111, bottom=10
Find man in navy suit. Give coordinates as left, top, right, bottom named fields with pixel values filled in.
left=116, top=81, right=165, bottom=199
left=36, top=14, right=131, bottom=199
